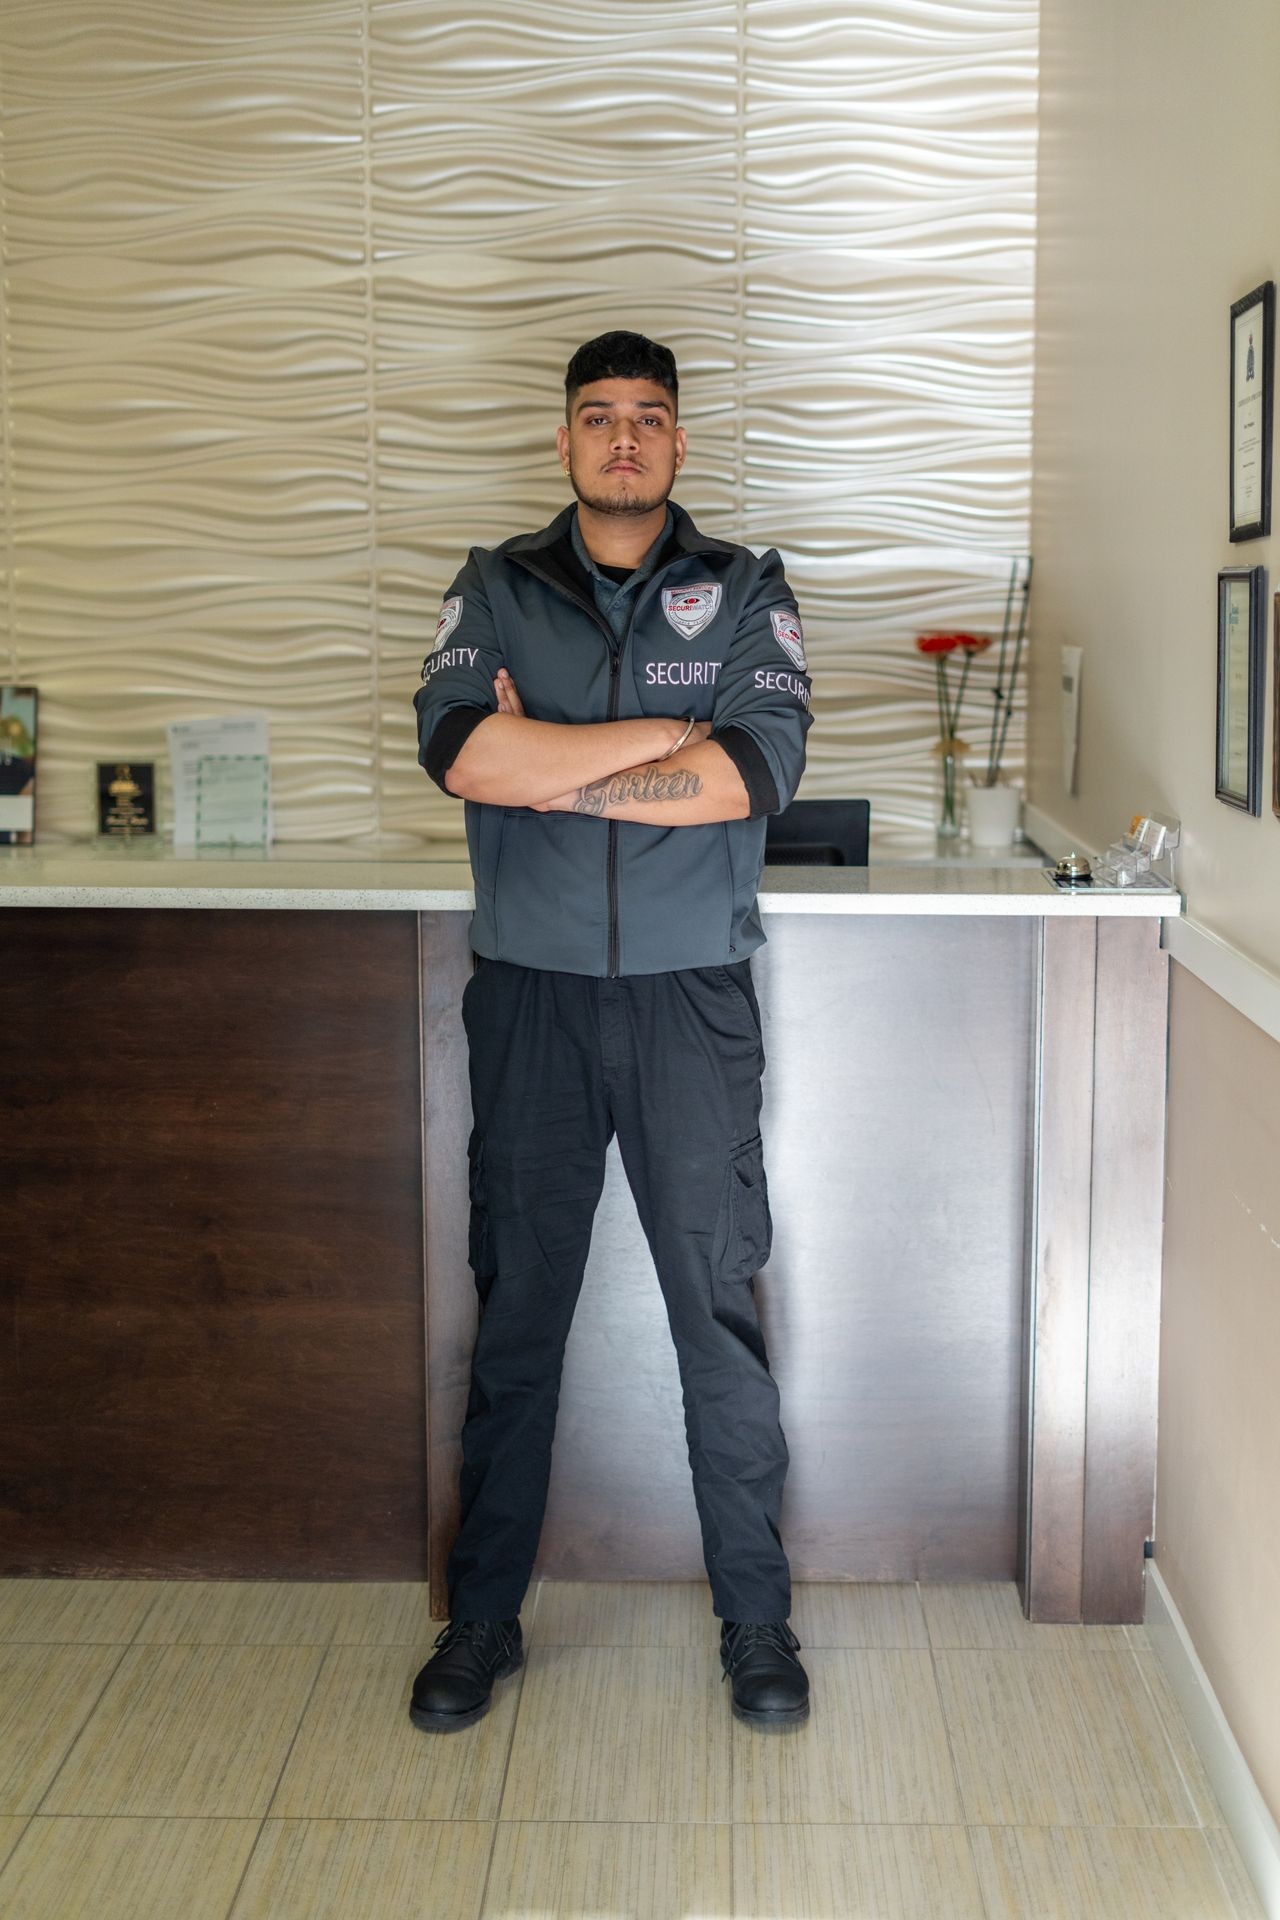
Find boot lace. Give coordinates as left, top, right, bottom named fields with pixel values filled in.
left=721, top=1619, right=801, bottom=1675
left=432, top=1617, right=517, bottom=1663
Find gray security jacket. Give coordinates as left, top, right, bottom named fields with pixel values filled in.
left=412, top=498, right=814, bottom=976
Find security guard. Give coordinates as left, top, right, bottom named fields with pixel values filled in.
left=409, top=330, right=814, bottom=1733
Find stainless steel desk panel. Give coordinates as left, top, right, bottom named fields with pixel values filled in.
left=539, top=914, right=1036, bottom=1588
left=421, top=908, right=1167, bottom=1621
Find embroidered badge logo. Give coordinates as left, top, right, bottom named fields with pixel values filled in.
left=429, top=595, right=463, bottom=655
left=770, top=607, right=807, bottom=671
left=661, top=583, right=722, bottom=641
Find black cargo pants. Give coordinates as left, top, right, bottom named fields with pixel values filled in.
left=445, top=953, right=792, bottom=1625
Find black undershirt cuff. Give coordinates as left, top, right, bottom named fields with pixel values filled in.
left=711, top=724, right=779, bottom=821
left=424, top=704, right=491, bottom=794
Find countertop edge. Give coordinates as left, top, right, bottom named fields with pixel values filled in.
left=0, top=882, right=1184, bottom=916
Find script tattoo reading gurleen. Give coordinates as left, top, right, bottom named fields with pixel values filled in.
left=572, top=766, right=704, bottom=816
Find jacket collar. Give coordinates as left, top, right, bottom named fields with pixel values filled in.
left=505, top=497, right=737, bottom=565
left=569, top=502, right=674, bottom=587
left=502, top=498, right=737, bottom=617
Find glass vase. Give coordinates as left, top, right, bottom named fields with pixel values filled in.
left=937, top=746, right=962, bottom=837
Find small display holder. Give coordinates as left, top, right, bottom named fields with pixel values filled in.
left=1043, top=813, right=1182, bottom=894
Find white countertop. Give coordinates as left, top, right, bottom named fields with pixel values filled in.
left=0, top=840, right=1184, bottom=916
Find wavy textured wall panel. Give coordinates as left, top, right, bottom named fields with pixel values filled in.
left=0, top=0, right=1036, bottom=845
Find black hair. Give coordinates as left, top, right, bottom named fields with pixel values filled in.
left=564, top=330, right=679, bottom=418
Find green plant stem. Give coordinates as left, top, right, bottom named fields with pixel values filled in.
left=951, top=646, right=975, bottom=750
left=933, top=656, right=950, bottom=749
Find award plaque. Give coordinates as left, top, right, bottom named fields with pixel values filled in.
left=0, top=686, right=38, bottom=846
left=97, top=760, right=156, bottom=837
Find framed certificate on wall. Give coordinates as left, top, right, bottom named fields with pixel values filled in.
left=1216, top=566, right=1265, bottom=812
left=1229, top=281, right=1274, bottom=542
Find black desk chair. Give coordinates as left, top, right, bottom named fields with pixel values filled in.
left=764, top=798, right=870, bottom=868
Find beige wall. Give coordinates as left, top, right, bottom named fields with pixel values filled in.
left=0, top=0, right=1036, bottom=846
left=1029, top=0, right=1280, bottom=976
left=1160, top=966, right=1280, bottom=1825
left=1031, top=0, right=1280, bottom=1826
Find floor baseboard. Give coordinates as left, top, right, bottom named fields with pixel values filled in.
left=1145, top=1559, right=1280, bottom=1916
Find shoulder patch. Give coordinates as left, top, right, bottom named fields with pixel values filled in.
left=770, top=606, right=807, bottom=671
left=661, top=582, right=722, bottom=641
left=429, top=595, right=463, bottom=655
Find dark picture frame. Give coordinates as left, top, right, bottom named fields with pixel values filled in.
left=1216, top=565, right=1265, bottom=812
left=0, top=684, right=38, bottom=846
left=1229, top=280, right=1274, bottom=541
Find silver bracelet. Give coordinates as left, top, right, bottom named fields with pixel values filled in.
left=661, top=714, right=696, bottom=760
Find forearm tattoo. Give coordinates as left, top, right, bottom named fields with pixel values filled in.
left=572, top=764, right=704, bottom=816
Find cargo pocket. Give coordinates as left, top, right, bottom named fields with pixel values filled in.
left=466, top=1125, right=498, bottom=1305
left=712, top=1131, right=773, bottom=1288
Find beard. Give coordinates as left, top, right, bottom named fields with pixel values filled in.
left=566, top=460, right=675, bottom=518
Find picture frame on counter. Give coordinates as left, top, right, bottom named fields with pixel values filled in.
left=1216, top=565, right=1265, bottom=813
left=0, top=685, right=38, bottom=846
left=1229, top=279, right=1274, bottom=541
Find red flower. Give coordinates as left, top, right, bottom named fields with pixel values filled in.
left=917, top=630, right=992, bottom=654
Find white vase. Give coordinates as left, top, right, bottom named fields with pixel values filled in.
left=966, top=780, right=1021, bottom=848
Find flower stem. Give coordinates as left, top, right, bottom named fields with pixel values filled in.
left=933, top=656, right=950, bottom=748
left=953, top=646, right=974, bottom=746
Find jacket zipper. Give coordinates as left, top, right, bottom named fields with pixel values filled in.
left=605, top=600, right=642, bottom=978
left=507, top=553, right=650, bottom=980
left=607, top=650, right=621, bottom=977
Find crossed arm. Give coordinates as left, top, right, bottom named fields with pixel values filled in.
left=443, top=666, right=751, bottom=825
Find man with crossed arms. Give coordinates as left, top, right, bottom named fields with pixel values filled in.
left=410, top=329, right=814, bottom=1734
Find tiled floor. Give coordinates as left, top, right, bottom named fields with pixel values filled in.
left=0, top=1577, right=1266, bottom=1918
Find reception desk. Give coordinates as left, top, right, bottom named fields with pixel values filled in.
left=0, top=844, right=1181, bottom=1624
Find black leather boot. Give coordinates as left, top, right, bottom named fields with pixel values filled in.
left=409, top=1617, right=523, bottom=1732
left=720, top=1619, right=810, bottom=1729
